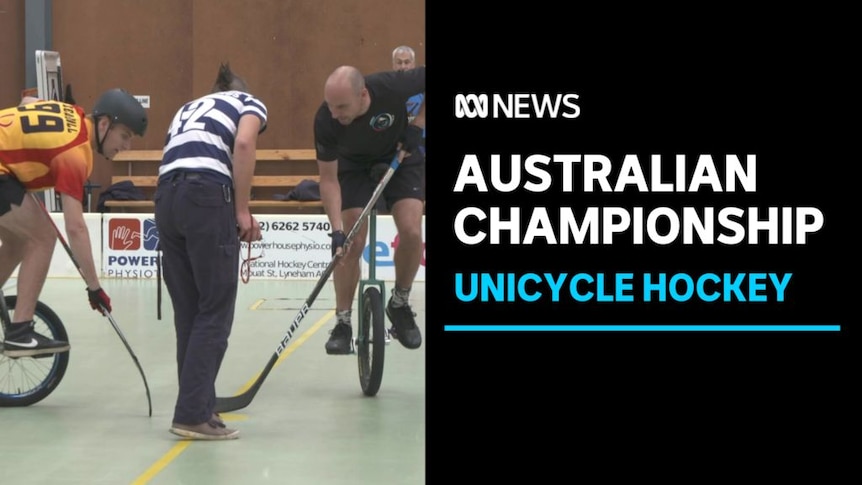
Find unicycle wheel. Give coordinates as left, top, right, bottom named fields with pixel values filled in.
left=0, top=296, right=70, bottom=407
left=357, top=286, right=385, bottom=396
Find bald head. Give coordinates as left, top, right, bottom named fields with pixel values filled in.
left=325, top=66, right=365, bottom=96
left=324, top=66, right=369, bottom=125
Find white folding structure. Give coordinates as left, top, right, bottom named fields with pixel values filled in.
left=35, top=50, right=64, bottom=211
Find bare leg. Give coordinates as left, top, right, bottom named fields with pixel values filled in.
left=390, top=199, right=425, bottom=290
left=333, top=207, right=365, bottom=313
left=0, top=196, right=57, bottom=322
left=384, top=198, right=424, bottom=349
left=0, top=227, right=25, bottom=285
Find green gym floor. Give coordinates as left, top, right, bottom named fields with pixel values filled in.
left=0, top=278, right=425, bottom=484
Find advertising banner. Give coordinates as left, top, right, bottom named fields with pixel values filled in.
left=101, top=214, right=425, bottom=282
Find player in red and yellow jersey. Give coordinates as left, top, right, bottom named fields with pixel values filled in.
left=0, top=89, right=147, bottom=357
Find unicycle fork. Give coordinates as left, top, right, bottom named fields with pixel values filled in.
left=352, top=150, right=405, bottom=397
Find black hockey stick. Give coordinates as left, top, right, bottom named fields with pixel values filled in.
left=31, top=194, right=153, bottom=417
left=214, top=150, right=406, bottom=412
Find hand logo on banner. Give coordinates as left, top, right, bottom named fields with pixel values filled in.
left=110, top=221, right=140, bottom=250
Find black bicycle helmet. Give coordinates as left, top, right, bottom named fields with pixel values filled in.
left=92, top=88, right=148, bottom=136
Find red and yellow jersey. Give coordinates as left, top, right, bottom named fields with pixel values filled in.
left=0, top=101, right=92, bottom=202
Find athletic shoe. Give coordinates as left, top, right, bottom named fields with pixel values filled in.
left=170, top=419, right=239, bottom=440
left=2, top=321, right=70, bottom=358
left=325, top=322, right=353, bottom=355
left=212, top=413, right=225, bottom=427
left=386, top=299, right=422, bottom=349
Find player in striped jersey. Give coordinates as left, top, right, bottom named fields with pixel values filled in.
left=156, top=63, right=266, bottom=440
left=1, top=89, right=146, bottom=357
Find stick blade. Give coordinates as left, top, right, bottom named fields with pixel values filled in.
left=214, top=393, right=254, bottom=413
left=145, top=380, right=153, bottom=417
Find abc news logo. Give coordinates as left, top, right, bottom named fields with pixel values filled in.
left=454, top=93, right=580, bottom=119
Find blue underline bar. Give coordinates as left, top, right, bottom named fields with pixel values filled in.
left=444, top=325, right=841, bottom=332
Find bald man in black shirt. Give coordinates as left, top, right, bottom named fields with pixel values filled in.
left=313, top=65, right=425, bottom=354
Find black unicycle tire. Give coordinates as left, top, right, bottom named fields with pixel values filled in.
left=0, top=296, right=70, bottom=407
left=357, top=286, right=385, bottom=396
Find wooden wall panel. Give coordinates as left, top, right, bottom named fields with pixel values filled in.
left=0, top=0, right=26, bottom=108
left=52, top=0, right=193, bottom=205
left=53, top=0, right=194, bottom=151
left=10, top=0, right=424, bottom=208
left=189, top=0, right=425, bottom=150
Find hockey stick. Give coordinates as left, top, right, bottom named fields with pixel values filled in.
left=214, top=150, right=406, bottom=412
left=31, top=194, right=153, bottom=417
left=156, top=249, right=162, bottom=320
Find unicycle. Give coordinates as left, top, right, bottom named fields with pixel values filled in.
left=356, top=207, right=389, bottom=396
left=0, top=288, right=70, bottom=406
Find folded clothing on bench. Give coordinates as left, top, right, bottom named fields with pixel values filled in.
left=273, top=179, right=320, bottom=201
left=98, top=180, right=146, bottom=212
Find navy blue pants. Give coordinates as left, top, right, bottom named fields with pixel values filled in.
left=154, top=172, right=238, bottom=425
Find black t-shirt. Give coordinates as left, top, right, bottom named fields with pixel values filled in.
left=314, top=67, right=425, bottom=169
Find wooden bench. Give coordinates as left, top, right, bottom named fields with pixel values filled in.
left=105, top=149, right=323, bottom=213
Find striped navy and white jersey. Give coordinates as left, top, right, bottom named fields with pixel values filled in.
left=160, top=90, right=267, bottom=180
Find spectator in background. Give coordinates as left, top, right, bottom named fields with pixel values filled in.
left=391, top=46, right=425, bottom=156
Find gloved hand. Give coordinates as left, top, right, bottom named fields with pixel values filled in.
left=87, top=287, right=112, bottom=315
left=329, top=230, right=347, bottom=258
left=399, top=125, right=423, bottom=155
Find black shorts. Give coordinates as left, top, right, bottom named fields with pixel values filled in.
left=338, top=153, right=425, bottom=211
left=0, top=175, right=27, bottom=217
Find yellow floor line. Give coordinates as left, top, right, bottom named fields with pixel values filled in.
left=130, top=309, right=335, bottom=484
left=130, top=441, right=191, bottom=485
